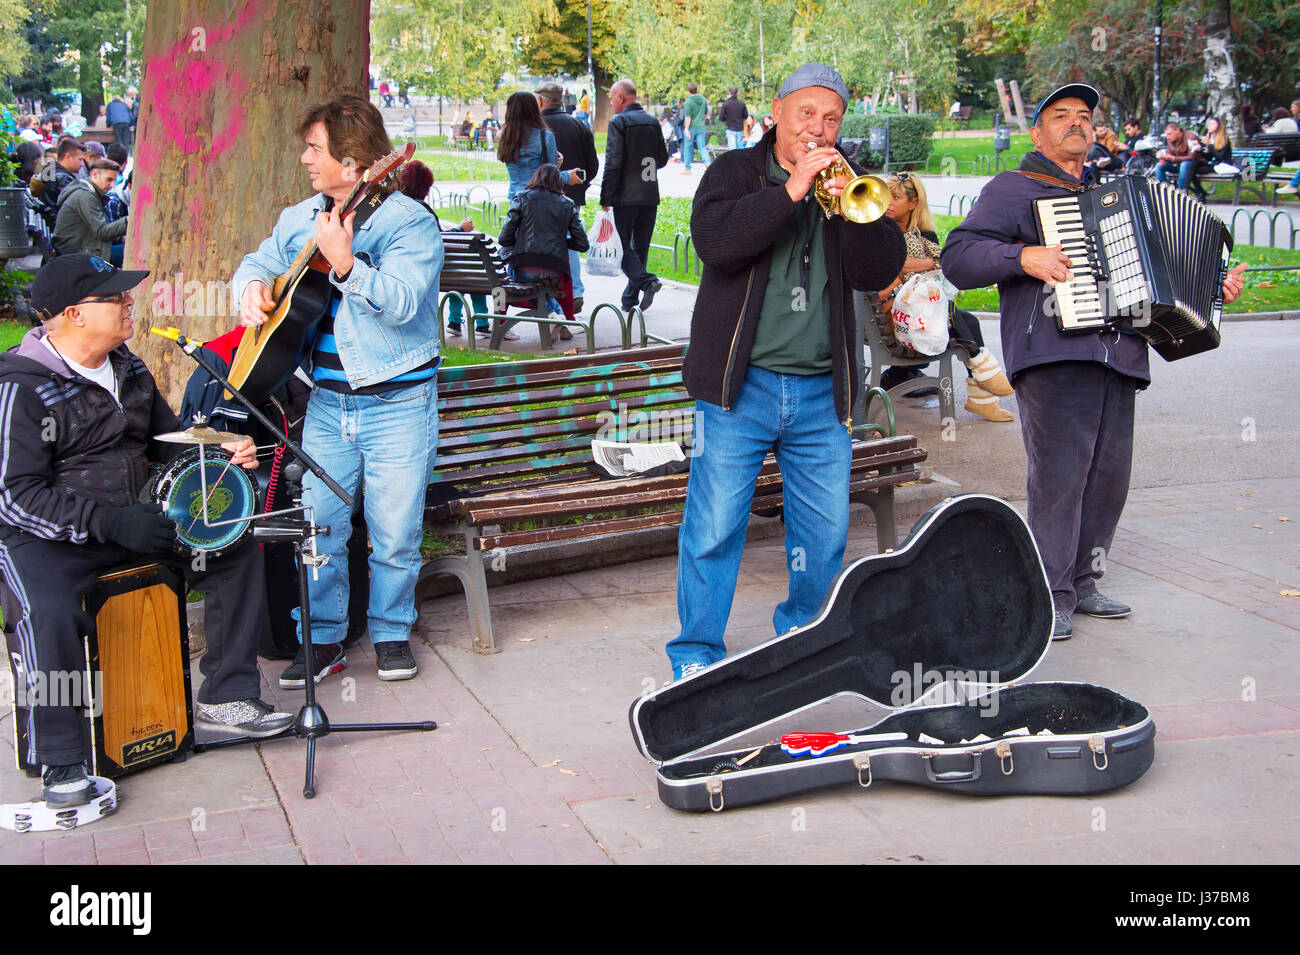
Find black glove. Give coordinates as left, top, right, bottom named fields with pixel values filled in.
left=95, top=503, right=177, bottom=553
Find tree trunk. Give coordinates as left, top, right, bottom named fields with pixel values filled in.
left=79, top=38, right=105, bottom=127
left=592, top=66, right=612, bottom=133
left=129, top=0, right=370, bottom=406
left=1203, top=0, right=1242, bottom=144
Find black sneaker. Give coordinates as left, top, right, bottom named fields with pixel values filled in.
left=42, top=763, right=92, bottom=809
left=196, top=699, right=294, bottom=738
left=279, top=642, right=347, bottom=688
left=375, top=641, right=418, bottom=681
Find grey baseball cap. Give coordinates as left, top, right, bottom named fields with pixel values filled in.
left=777, top=63, right=849, bottom=106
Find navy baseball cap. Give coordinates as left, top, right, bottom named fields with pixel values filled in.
left=1032, top=83, right=1100, bottom=125
left=29, top=254, right=149, bottom=322
left=778, top=63, right=850, bottom=107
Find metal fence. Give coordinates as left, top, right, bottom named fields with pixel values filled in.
left=1229, top=208, right=1299, bottom=250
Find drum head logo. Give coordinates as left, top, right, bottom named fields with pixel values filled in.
left=189, top=485, right=234, bottom=522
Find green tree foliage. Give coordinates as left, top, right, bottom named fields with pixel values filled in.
left=372, top=0, right=554, bottom=104
left=519, top=0, right=618, bottom=80
left=1024, top=0, right=1206, bottom=123
left=1235, top=0, right=1300, bottom=116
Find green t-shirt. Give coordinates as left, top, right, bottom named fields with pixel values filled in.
left=748, top=147, right=833, bottom=375
left=683, top=94, right=707, bottom=131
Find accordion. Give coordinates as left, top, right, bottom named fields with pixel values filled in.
left=1033, top=177, right=1233, bottom=361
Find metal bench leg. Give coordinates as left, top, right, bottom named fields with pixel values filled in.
left=861, top=487, right=899, bottom=553
left=939, top=353, right=957, bottom=425
left=416, top=524, right=498, bottom=653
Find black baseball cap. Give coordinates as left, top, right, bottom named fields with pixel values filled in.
left=29, top=254, right=149, bottom=322
left=1032, top=83, right=1100, bottom=125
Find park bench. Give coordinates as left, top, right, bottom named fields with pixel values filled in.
left=1194, top=148, right=1290, bottom=205
left=953, top=105, right=973, bottom=128
left=439, top=231, right=616, bottom=352
left=1247, top=132, right=1300, bottom=163
left=448, top=130, right=473, bottom=150
left=418, top=343, right=929, bottom=652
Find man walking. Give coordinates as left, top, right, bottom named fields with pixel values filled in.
left=538, top=83, right=599, bottom=312
left=719, top=87, right=749, bottom=150
left=680, top=81, right=709, bottom=174
left=600, top=79, right=668, bottom=312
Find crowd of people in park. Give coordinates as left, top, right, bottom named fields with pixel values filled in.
left=5, top=89, right=138, bottom=269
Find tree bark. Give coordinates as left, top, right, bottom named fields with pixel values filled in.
left=1203, top=0, right=1242, bottom=144
left=79, top=38, right=105, bottom=126
left=129, top=0, right=371, bottom=405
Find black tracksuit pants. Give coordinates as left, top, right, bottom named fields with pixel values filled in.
left=0, top=536, right=265, bottom=767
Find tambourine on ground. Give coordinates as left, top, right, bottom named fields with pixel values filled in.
left=0, top=777, right=117, bottom=833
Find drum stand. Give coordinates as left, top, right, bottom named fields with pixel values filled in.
left=155, top=329, right=436, bottom=798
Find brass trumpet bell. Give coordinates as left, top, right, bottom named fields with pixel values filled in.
left=810, top=146, right=890, bottom=223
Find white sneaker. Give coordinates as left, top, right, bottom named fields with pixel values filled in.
left=1279, top=185, right=1298, bottom=196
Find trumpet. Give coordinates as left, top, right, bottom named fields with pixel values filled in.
left=807, top=141, right=891, bottom=224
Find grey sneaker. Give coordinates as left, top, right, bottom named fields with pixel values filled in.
left=42, top=763, right=92, bottom=808
left=1075, top=593, right=1131, bottom=618
left=196, top=699, right=294, bottom=738
left=375, top=641, right=418, bottom=681
left=1052, top=610, right=1073, bottom=640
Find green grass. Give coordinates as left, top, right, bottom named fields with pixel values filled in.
left=0, top=319, right=27, bottom=350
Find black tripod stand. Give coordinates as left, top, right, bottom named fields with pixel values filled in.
left=158, top=329, right=436, bottom=798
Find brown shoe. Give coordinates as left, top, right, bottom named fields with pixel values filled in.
left=967, top=348, right=1014, bottom=397
left=965, top=380, right=1014, bottom=422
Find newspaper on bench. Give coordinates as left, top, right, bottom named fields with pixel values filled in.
left=590, top=439, right=688, bottom=478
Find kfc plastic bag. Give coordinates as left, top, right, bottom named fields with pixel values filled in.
left=890, top=271, right=954, bottom=356
left=585, top=209, right=623, bottom=277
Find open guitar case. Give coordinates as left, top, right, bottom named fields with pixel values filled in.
left=629, top=494, right=1156, bottom=812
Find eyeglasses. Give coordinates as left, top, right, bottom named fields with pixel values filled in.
left=896, top=172, right=912, bottom=181
left=78, top=292, right=131, bottom=306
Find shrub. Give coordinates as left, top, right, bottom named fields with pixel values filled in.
left=840, top=114, right=935, bottom=169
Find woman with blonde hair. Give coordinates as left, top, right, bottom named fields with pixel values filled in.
left=873, top=173, right=1015, bottom=422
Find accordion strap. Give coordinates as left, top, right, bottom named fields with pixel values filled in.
left=1015, top=170, right=1089, bottom=193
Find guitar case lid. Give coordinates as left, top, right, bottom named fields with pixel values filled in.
left=630, top=494, right=1055, bottom=763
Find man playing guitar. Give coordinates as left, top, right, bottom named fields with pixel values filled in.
left=234, top=94, right=443, bottom=686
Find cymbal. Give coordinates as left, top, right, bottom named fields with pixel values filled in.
left=154, top=425, right=245, bottom=445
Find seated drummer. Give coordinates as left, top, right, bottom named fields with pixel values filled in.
left=0, top=255, right=292, bottom=809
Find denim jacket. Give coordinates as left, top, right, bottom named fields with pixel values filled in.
left=233, top=190, right=443, bottom=389
left=505, top=129, right=574, bottom=201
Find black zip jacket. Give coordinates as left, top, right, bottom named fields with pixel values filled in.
left=498, top=187, right=589, bottom=269
left=0, top=328, right=181, bottom=546
left=600, top=103, right=669, bottom=208
left=681, top=128, right=906, bottom=423
left=541, top=105, right=599, bottom=207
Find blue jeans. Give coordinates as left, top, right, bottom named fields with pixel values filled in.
left=667, top=367, right=851, bottom=671
left=297, top=380, right=439, bottom=645
left=1155, top=159, right=1197, bottom=191
left=726, top=129, right=744, bottom=149
left=568, top=249, right=584, bottom=300
left=682, top=129, right=710, bottom=170
left=448, top=293, right=489, bottom=330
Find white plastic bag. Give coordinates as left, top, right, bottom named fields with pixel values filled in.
left=890, top=271, right=954, bottom=356
left=585, top=209, right=623, bottom=277
left=1213, top=162, right=1241, bottom=175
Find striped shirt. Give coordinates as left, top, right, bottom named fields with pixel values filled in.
left=309, top=289, right=438, bottom=395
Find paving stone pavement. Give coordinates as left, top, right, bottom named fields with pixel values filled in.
left=3, top=473, right=1295, bottom=865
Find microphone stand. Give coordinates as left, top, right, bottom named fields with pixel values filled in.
left=157, top=329, right=436, bottom=798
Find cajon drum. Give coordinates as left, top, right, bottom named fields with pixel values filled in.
left=6, top=562, right=193, bottom=779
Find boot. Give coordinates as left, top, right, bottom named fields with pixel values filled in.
left=965, top=379, right=1014, bottom=422
left=967, top=347, right=1014, bottom=397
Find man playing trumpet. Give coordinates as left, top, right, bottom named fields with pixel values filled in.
left=666, top=63, right=906, bottom=681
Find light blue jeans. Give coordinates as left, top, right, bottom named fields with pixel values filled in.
left=297, top=380, right=439, bottom=646
left=726, top=129, right=744, bottom=149
left=681, top=129, right=710, bottom=171
left=667, top=366, right=851, bottom=672
left=1156, top=159, right=1197, bottom=191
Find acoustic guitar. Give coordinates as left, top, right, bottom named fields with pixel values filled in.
left=226, top=141, right=417, bottom=403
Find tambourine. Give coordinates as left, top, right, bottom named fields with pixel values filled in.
left=151, top=447, right=259, bottom=558
left=0, top=777, right=117, bottom=833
